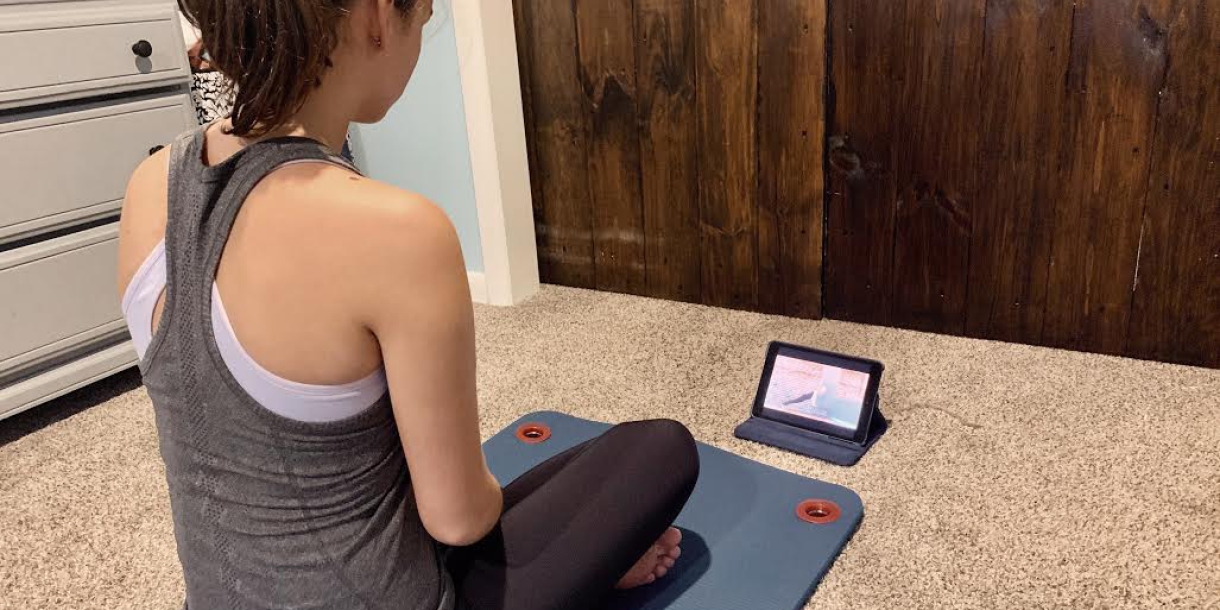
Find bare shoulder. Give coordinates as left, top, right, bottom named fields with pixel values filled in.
left=350, top=175, right=455, bottom=244
left=298, top=168, right=470, bottom=326
left=120, top=147, right=171, bottom=235
left=128, top=144, right=171, bottom=190
left=261, top=165, right=466, bottom=307
left=287, top=165, right=464, bottom=270
left=116, top=148, right=171, bottom=295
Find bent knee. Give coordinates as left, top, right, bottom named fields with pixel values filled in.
left=618, top=419, right=699, bottom=480
left=641, top=418, right=695, bottom=448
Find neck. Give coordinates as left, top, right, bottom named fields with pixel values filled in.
left=259, top=86, right=353, bottom=152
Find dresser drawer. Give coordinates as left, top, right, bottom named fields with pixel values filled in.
left=0, top=224, right=124, bottom=369
left=0, top=93, right=193, bottom=244
left=0, top=0, right=189, bottom=109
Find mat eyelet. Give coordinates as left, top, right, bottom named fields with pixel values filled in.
left=795, top=499, right=841, bottom=524
left=515, top=423, right=552, bottom=444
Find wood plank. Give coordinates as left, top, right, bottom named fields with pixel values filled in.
left=964, top=0, right=1074, bottom=343
left=824, top=0, right=902, bottom=324
left=511, top=0, right=543, bottom=261
left=1042, top=0, right=1173, bottom=354
left=523, top=0, right=595, bottom=288
left=757, top=0, right=826, bottom=319
left=635, top=0, right=700, bottom=303
left=1126, top=1, right=1220, bottom=368
left=694, top=0, right=758, bottom=310
left=575, top=0, right=646, bottom=294
left=886, top=0, right=986, bottom=334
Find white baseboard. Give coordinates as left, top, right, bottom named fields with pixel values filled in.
left=468, top=271, right=489, bottom=304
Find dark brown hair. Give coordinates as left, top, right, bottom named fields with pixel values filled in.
left=178, top=0, right=418, bottom=138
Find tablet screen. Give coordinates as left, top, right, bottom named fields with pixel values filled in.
left=761, top=354, right=871, bottom=432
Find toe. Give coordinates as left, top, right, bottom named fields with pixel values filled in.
left=667, top=546, right=682, bottom=560
left=660, top=527, right=682, bottom=547
left=654, top=565, right=669, bottom=578
left=661, top=556, right=676, bottom=569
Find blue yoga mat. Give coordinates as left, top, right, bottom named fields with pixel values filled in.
left=482, top=412, right=864, bottom=610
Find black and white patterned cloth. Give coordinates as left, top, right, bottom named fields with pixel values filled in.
left=189, top=71, right=236, bottom=125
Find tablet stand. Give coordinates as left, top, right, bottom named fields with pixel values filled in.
left=734, top=395, right=888, bottom=467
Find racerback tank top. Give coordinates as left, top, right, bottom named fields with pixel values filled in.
left=139, top=126, right=454, bottom=610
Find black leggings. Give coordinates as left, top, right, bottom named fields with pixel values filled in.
left=446, top=419, right=700, bottom=610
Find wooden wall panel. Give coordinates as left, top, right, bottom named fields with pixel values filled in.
left=575, top=0, right=646, bottom=294
left=513, top=0, right=1218, bottom=367
left=1041, top=0, right=1174, bottom=355
left=518, top=0, right=594, bottom=288
left=965, top=0, right=1073, bottom=344
left=887, top=0, right=986, bottom=333
left=1126, top=2, right=1220, bottom=368
left=827, top=0, right=987, bottom=333
left=695, top=0, right=759, bottom=311
left=635, top=0, right=701, bottom=303
left=825, top=0, right=901, bottom=325
left=517, top=0, right=823, bottom=318
left=825, top=0, right=1218, bottom=367
left=757, top=0, right=826, bottom=318
left=510, top=0, right=542, bottom=246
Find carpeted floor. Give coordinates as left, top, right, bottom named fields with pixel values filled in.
left=2, top=285, right=1218, bottom=610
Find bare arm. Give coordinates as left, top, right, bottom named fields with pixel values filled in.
left=116, top=150, right=170, bottom=301
left=356, top=192, right=502, bottom=546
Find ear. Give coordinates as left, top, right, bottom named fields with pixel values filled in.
left=370, top=0, right=397, bottom=49
left=347, top=0, right=394, bottom=52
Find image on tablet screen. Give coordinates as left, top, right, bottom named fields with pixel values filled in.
left=763, top=355, right=869, bottom=431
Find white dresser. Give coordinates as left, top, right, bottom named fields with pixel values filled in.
left=0, top=0, right=195, bottom=419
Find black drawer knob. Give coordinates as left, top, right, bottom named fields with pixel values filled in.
left=132, top=40, right=153, bottom=58
left=149, top=145, right=165, bottom=155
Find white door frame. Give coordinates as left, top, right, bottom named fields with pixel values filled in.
left=452, top=0, right=540, bottom=306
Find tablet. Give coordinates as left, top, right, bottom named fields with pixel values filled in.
left=751, top=342, right=884, bottom=445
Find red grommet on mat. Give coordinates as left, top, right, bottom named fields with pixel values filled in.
left=515, top=422, right=552, bottom=444
left=795, top=499, right=841, bottom=524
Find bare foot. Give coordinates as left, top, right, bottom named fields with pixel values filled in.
left=615, top=527, right=682, bottom=589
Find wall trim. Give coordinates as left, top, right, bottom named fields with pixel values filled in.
left=452, top=0, right=540, bottom=306
left=468, top=271, right=489, bottom=304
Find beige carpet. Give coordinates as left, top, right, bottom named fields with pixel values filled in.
left=2, top=286, right=1218, bottom=610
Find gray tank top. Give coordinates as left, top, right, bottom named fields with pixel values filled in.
left=139, top=126, right=454, bottom=610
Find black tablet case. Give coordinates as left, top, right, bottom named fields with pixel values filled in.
left=734, top=396, right=888, bottom=466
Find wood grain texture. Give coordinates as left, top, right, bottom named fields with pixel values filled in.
left=511, top=0, right=543, bottom=253
left=516, top=0, right=822, bottom=317
left=965, top=0, right=1074, bottom=343
left=635, top=0, right=701, bottom=303
left=575, top=0, right=647, bottom=294
left=522, top=0, right=594, bottom=288
left=757, top=0, right=826, bottom=318
left=887, top=0, right=986, bottom=334
left=1041, top=0, right=1173, bottom=355
left=695, top=0, right=759, bottom=310
left=1126, top=1, right=1220, bottom=368
left=514, top=0, right=1219, bottom=367
left=825, top=0, right=901, bottom=324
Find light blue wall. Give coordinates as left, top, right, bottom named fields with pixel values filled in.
left=351, top=15, right=483, bottom=272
